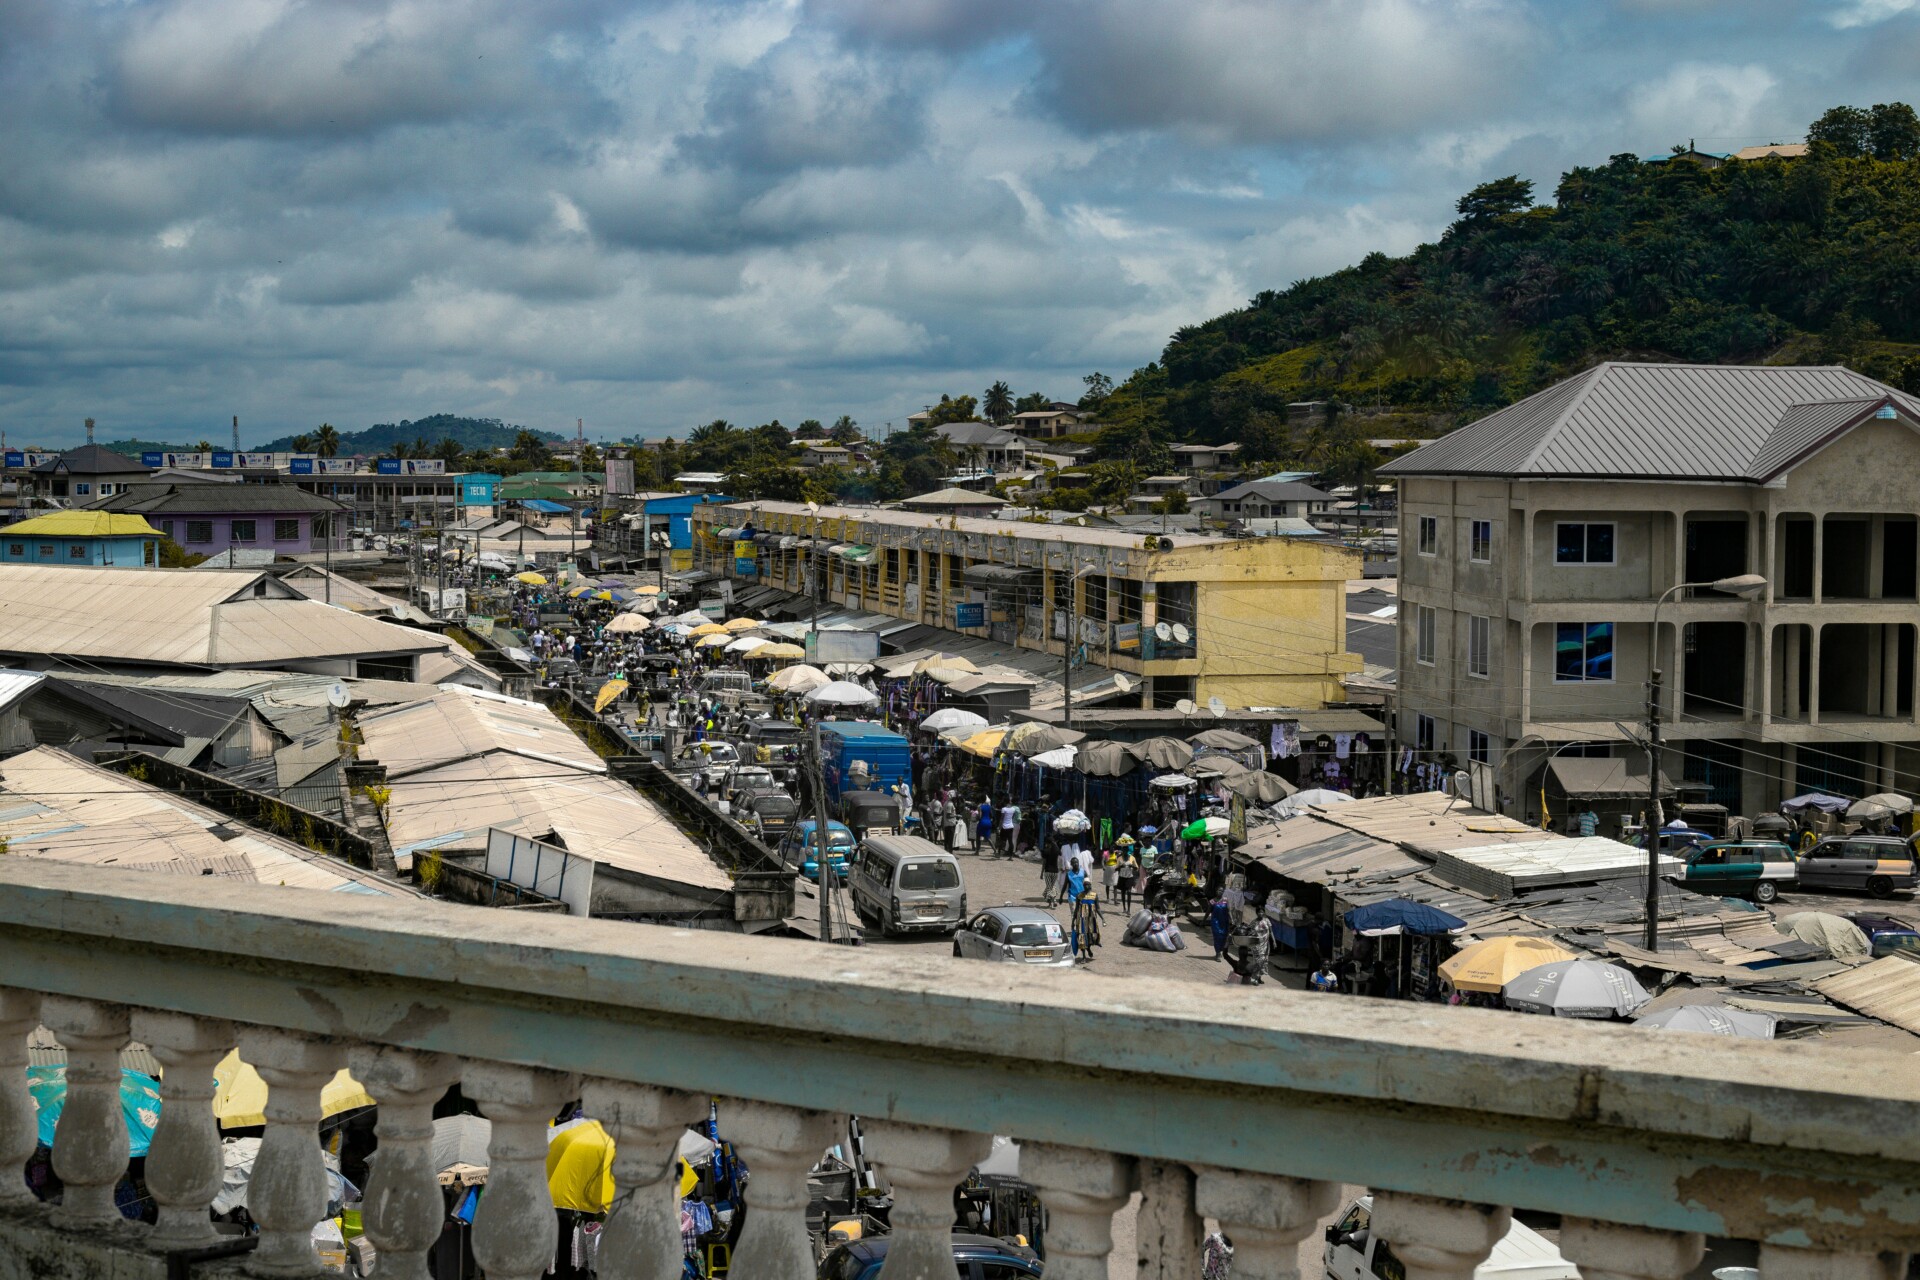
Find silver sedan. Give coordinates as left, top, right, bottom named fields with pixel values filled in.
left=952, top=906, right=1075, bottom=968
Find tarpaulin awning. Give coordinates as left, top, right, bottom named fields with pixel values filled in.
left=1344, top=897, right=1467, bottom=937
left=1547, top=757, right=1677, bottom=798
left=1076, top=741, right=1137, bottom=777
left=520, top=499, right=571, bottom=514
left=963, top=564, right=1040, bottom=585
left=836, top=544, right=875, bottom=563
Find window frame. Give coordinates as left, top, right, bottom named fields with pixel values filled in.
left=1415, top=713, right=1436, bottom=753
left=1467, top=614, right=1491, bottom=679
left=230, top=519, right=258, bottom=543
left=1417, top=515, right=1437, bottom=556
left=1414, top=605, right=1436, bottom=666
left=185, top=520, right=213, bottom=544
left=1554, top=521, right=1617, bottom=566
left=1553, top=621, right=1616, bottom=684
left=1468, top=729, right=1491, bottom=764
left=68, top=544, right=86, bottom=560
left=1470, top=518, right=1493, bottom=563
left=274, top=518, right=300, bottom=542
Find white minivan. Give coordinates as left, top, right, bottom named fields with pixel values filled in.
left=849, top=834, right=966, bottom=936
left=1325, top=1197, right=1578, bottom=1280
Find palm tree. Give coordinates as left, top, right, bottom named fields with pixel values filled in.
left=983, top=380, right=1014, bottom=425
left=290, top=433, right=314, bottom=453
left=434, top=437, right=463, bottom=466
left=314, top=424, right=341, bottom=458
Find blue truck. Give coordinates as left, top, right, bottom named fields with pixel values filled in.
left=818, top=721, right=911, bottom=802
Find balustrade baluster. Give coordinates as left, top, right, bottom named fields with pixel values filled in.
left=237, top=1027, right=347, bottom=1276
left=1016, top=1143, right=1132, bottom=1280
left=862, top=1120, right=992, bottom=1280
left=1757, top=1245, right=1909, bottom=1279
left=133, top=1011, right=233, bottom=1251
left=42, top=996, right=131, bottom=1231
left=1559, top=1218, right=1704, bottom=1280
left=726, top=1099, right=841, bottom=1280
left=0, top=988, right=42, bottom=1210
left=465, top=1062, right=576, bottom=1280
left=578, top=1079, right=706, bottom=1280
left=350, top=1046, right=462, bottom=1280
left=1368, top=1192, right=1510, bottom=1280
left=1133, top=1159, right=1202, bottom=1280
left=1192, top=1166, right=1338, bottom=1280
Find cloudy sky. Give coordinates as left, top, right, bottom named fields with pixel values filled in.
left=3, top=0, right=1918, bottom=447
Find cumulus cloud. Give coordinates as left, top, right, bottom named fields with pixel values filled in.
left=0, top=0, right=1911, bottom=443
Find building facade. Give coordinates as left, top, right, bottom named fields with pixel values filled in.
left=1381, top=362, right=1920, bottom=818
left=694, top=500, right=1361, bottom=708
left=89, top=483, right=347, bottom=557
left=0, top=512, right=160, bottom=566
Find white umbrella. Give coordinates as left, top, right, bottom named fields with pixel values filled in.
left=1148, top=773, right=1197, bottom=790
left=1503, top=960, right=1651, bottom=1019
left=1030, top=745, right=1078, bottom=769
left=1271, top=787, right=1355, bottom=819
left=807, top=680, right=879, bottom=707
left=1634, top=1005, right=1776, bottom=1039
left=606, top=613, right=650, bottom=634
left=725, top=635, right=771, bottom=654
left=767, top=664, right=830, bottom=694
left=921, top=708, right=987, bottom=733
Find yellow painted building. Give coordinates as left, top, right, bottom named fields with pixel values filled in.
left=692, top=501, right=1361, bottom=708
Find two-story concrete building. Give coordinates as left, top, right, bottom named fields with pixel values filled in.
left=1380, top=361, right=1920, bottom=817
left=694, top=500, right=1362, bottom=708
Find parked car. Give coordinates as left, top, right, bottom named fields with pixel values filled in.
left=675, top=741, right=740, bottom=791
left=818, top=1233, right=1042, bottom=1280
left=695, top=670, right=754, bottom=698
left=1325, top=1196, right=1577, bottom=1280
left=1797, top=835, right=1920, bottom=898
left=779, top=820, right=854, bottom=883
left=722, top=764, right=777, bottom=807
left=736, top=788, right=797, bottom=843
left=953, top=906, right=1073, bottom=968
left=849, top=835, right=965, bottom=936
left=1673, top=839, right=1797, bottom=903
left=1848, top=913, right=1920, bottom=959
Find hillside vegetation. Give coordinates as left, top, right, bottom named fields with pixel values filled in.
left=1095, top=108, right=1920, bottom=469
left=253, top=414, right=563, bottom=455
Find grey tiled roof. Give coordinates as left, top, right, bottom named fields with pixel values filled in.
left=1379, top=362, right=1920, bottom=481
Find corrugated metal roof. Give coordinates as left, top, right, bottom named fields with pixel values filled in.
left=0, top=669, right=47, bottom=715
left=3, top=511, right=161, bottom=538
left=1815, top=956, right=1920, bottom=1036
left=1380, top=363, right=1920, bottom=481
left=357, top=686, right=606, bottom=781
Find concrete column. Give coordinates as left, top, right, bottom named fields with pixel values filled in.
left=1132, top=1159, right=1202, bottom=1280
left=135, top=1010, right=235, bottom=1251
left=1369, top=1191, right=1509, bottom=1280
left=1884, top=625, right=1902, bottom=719
left=1785, top=626, right=1803, bottom=720
left=1559, top=1218, right=1703, bottom=1279
left=1758, top=621, right=1774, bottom=724
left=43, top=996, right=132, bottom=1231
left=1784, top=742, right=1799, bottom=797
left=351, top=1046, right=464, bottom=1280
left=1018, top=1142, right=1133, bottom=1280
left=237, top=1027, right=348, bottom=1275
left=860, top=1120, right=993, bottom=1280
left=579, top=1079, right=708, bottom=1280
left=1810, top=625, right=1823, bottom=726
left=1813, top=516, right=1825, bottom=604
left=0, top=988, right=41, bottom=1210
left=1869, top=514, right=1886, bottom=599
left=726, top=1099, right=842, bottom=1280
left=1192, top=1166, right=1339, bottom=1280
left=1756, top=1244, right=1907, bottom=1279
left=465, top=1061, right=578, bottom=1280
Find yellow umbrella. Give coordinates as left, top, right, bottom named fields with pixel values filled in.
left=956, top=727, right=1007, bottom=758
left=514, top=572, right=548, bottom=585
left=212, top=1050, right=373, bottom=1129
left=593, top=679, right=628, bottom=713
left=759, top=643, right=807, bottom=660
left=1437, top=935, right=1578, bottom=994
left=915, top=654, right=979, bottom=676
left=636, top=585, right=662, bottom=595
left=546, top=1121, right=698, bottom=1214
left=698, top=633, right=733, bottom=648
left=607, top=613, right=650, bottom=634
left=723, top=617, right=764, bottom=632
left=689, top=622, right=729, bottom=637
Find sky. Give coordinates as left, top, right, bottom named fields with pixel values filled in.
left=4, top=0, right=1919, bottom=448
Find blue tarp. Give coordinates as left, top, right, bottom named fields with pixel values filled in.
left=1344, top=897, right=1467, bottom=937
left=1781, top=793, right=1850, bottom=813
left=520, top=499, right=571, bottom=514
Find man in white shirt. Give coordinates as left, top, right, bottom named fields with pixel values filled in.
left=998, top=801, right=1021, bottom=858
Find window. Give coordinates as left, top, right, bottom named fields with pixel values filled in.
left=1554, top=621, right=1615, bottom=682
left=231, top=519, right=257, bottom=542
left=1467, top=614, right=1490, bottom=678
left=1555, top=522, right=1616, bottom=565
left=37, top=544, right=53, bottom=558
left=1471, top=519, right=1492, bottom=562
left=274, top=519, right=299, bottom=542
left=1416, top=713, right=1436, bottom=752
left=1417, top=515, right=1437, bottom=556
left=1415, top=605, right=1436, bottom=665
left=73, top=483, right=90, bottom=496
left=158, top=520, right=174, bottom=540
left=5, top=544, right=19, bottom=556
left=1468, top=729, right=1491, bottom=764
left=185, top=520, right=213, bottom=544
left=68, top=545, right=86, bottom=559
left=99, top=483, right=114, bottom=496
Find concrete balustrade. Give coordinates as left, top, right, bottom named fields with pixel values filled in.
left=0, top=860, right=1916, bottom=1277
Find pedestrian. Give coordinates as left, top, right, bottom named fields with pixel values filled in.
left=974, top=798, right=992, bottom=853
left=940, top=791, right=958, bottom=853
left=1117, top=850, right=1139, bottom=913
left=1041, top=839, right=1060, bottom=905
left=1208, top=895, right=1231, bottom=962
left=1310, top=963, right=1338, bottom=993
left=998, top=798, right=1020, bottom=858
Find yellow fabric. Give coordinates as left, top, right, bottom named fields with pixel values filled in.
left=689, top=622, right=728, bottom=636
left=723, top=617, right=763, bottom=632
left=1437, top=935, right=1578, bottom=994
left=545, top=1121, right=698, bottom=1213
left=211, top=1050, right=374, bottom=1128
left=2, top=512, right=163, bottom=538
left=636, top=585, right=662, bottom=595
left=956, top=728, right=1006, bottom=758
left=593, top=680, right=628, bottom=713
left=514, top=572, right=548, bottom=584
left=759, top=643, right=806, bottom=659
left=697, top=633, right=732, bottom=647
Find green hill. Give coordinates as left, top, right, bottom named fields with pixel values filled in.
left=252, top=414, right=565, bottom=455
left=1097, top=110, right=1920, bottom=472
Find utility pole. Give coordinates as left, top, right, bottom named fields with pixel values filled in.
left=1644, top=665, right=1664, bottom=951
left=324, top=506, right=333, bottom=604
left=812, top=718, right=835, bottom=946
left=1383, top=690, right=1396, bottom=795
left=435, top=523, right=446, bottom=619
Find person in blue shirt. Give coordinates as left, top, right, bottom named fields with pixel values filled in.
left=1208, top=896, right=1232, bottom=961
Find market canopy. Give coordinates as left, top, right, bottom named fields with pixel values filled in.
left=1189, top=728, right=1260, bottom=752
left=1006, top=722, right=1086, bottom=757
left=592, top=679, right=628, bottom=713
left=1503, top=960, right=1650, bottom=1019
left=213, top=1050, right=373, bottom=1129
left=1030, top=745, right=1078, bottom=769
left=1223, top=770, right=1295, bottom=805
left=724, top=617, right=764, bottom=632
left=956, top=727, right=1007, bottom=758
left=1076, top=741, right=1137, bottom=777
left=767, top=664, right=830, bottom=694
left=1344, top=898, right=1467, bottom=937
left=513, top=572, right=548, bottom=585
left=1438, top=936, right=1577, bottom=994
left=725, top=636, right=771, bottom=654
left=689, top=622, right=729, bottom=637
left=921, top=707, right=987, bottom=733
left=1847, top=793, right=1913, bottom=822
left=1634, top=1005, right=1776, bottom=1038
left=807, top=680, right=879, bottom=707
left=758, top=643, right=807, bottom=660
left=606, top=612, right=650, bottom=634
left=28, top=1064, right=162, bottom=1156
left=1128, top=737, right=1195, bottom=770
left=1547, top=756, right=1677, bottom=799
left=1781, top=793, right=1850, bottom=813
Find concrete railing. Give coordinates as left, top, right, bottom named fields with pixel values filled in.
left=1, top=859, right=1917, bottom=1278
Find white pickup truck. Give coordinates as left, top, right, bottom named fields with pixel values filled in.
left=1325, top=1196, right=1578, bottom=1280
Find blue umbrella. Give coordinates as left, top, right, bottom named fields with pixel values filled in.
left=26, top=1065, right=164, bottom=1156
left=1344, top=898, right=1467, bottom=936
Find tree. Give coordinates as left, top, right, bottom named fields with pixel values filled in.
left=580, top=442, right=603, bottom=470
left=829, top=415, right=863, bottom=445
left=747, top=421, right=792, bottom=455
left=795, top=419, right=825, bottom=438
left=156, top=537, right=206, bottom=568
left=1869, top=102, right=1920, bottom=161
left=1079, top=373, right=1113, bottom=409
left=314, top=424, right=340, bottom=458
left=1809, top=105, right=1871, bottom=156
left=924, top=394, right=978, bottom=427
left=290, top=433, right=314, bottom=453
left=1086, top=459, right=1139, bottom=505
left=1454, top=175, right=1534, bottom=221
left=510, top=430, right=550, bottom=467
left=433, top=437, right=464, bottom=465
left=195, top=439, right=212, bottom=451
left=1154, top=490, right=1190, bottom=515
left=983, top=381, right=1014, bottom=424
left=1015, top=392, right=1051, bottom=413
left=727, top=462, right=816, bottom=502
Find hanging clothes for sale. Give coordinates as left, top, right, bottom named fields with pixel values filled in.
left=1333, top=732, right=1353, bottom=760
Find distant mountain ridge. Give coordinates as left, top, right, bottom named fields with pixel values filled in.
left=251, top=414, right=566, bottom=454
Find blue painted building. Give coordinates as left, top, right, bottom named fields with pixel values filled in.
left=1, top=512, right=161, bottom=567
left=460, top=473, right=503, bottom=506
left=642, top=493, right=733, bottom=550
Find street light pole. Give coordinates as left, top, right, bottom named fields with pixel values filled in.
left=1644, top=572, right=1768, bottom=950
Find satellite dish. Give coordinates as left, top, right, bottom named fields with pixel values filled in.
left=1171, top=622, right=1191, bottom=644
left=1154, top=622, right=1172, bottom=641
left=1158, top=536, right=1175, bottom=551
left=326, top=682, right=351, bottom=710
left=1173, top=698, right=1198, bottom=714
left=1208, top=695, right=1226, bottom=718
